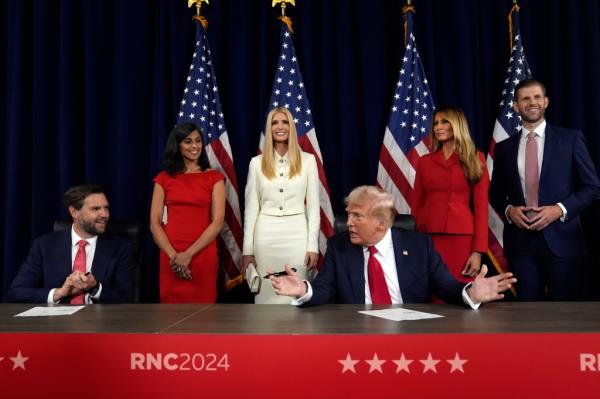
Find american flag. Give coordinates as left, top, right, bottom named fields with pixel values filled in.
left=177, top=21, right=243, bottom=288
left=261, top=24, right=334, bottom=263
left=486, top=5, right=532, bottom=274
left=376, top=11, right=435, bottom=214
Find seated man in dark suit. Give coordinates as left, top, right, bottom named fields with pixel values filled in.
left=7, top=184, right=135, bottom=303
left=270, top=185, right=515, bottom=307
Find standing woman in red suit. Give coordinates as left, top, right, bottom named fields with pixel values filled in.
left=411, top=106, right=489, bottom=283
left=150, top=122, right=226, bottom=303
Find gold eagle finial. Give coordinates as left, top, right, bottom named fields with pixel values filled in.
left=187, top=0, right=209, bottom=28
left=272, top=0, right=295, bottom=17
left=188, top=0, right=209, bottom=10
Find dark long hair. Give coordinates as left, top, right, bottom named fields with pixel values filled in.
left=163, top=122, right=210, bottom=175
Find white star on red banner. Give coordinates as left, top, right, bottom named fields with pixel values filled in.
left=393, top=353, right=413, bottom=373
left=338, top=353, right=359, bottom=374
left=420, top=353, right=440, bottom=373
left=10, top=351, right=28, bottom=370
left=447, top=352, right=468, bottom=373
left=366, top=353, right=386, bottom=374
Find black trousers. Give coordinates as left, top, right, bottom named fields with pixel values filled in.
left=508, top=231, right=584, bottom=301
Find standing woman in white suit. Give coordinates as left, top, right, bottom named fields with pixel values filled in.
left=242, top=107, right=320, bottom=304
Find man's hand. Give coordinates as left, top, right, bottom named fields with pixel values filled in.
left=74, top=271, right=97, bottom=291
left=461, top=252, right=482, bottom=278
left=53, top=272, right=91, bottom=302
left=507, top=204, right=563, bottom=231
left=466, top=264, right=517, bottom=303
left=527, top=205, right=563, bottom=230
left=506, top=205, right=535, bottom=229
left=270, top=265, right=307, bottom=298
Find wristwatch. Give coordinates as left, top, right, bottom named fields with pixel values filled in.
left=87, top=282, right=100, bottom=297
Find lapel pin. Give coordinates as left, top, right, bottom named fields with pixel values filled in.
left=402, top=250, right=408, bottom=256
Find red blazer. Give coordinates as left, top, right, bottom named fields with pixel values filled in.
left=411, top=150, right=489, bottom=253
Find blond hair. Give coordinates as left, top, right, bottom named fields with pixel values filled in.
left=261, top=107, right=302, bottom=179
left=430, top=106, right=483, bottom=185
left=345, top=185, right=397, bottom=227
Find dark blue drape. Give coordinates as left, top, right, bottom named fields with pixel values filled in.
left=2, top=0, right=600, bottom=301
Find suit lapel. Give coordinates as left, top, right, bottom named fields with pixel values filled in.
left=539, top=124, right=556, bottom=185
left=391, top=229, right=412, bottom=303
left=345, top=240, right=366, bottom=303
left=91, top=236, right=110, bottom=281
left=59, top=230, right=73, bottom=278
left=505, top=134, right=524, bottom=201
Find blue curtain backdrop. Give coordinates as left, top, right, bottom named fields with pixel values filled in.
left=2, top=0, right=599, bottom=301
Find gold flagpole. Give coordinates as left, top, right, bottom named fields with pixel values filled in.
left=403, top=1, right=416, bottom=46
left=508, top=0, right=520, bottom=51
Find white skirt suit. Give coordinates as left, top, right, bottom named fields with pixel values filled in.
left=243, top=151, right=320, bottom=304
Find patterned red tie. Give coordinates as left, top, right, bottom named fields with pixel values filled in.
left=367, top=246, right=391, bottom=304
left=525, top=131, right=539, bottom=207
left=71, top=240, right=87, bottom=305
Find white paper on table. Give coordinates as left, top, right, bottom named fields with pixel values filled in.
left=14, top=306, right=85, bottom=317
left=359, top=308, right=444, bottom=322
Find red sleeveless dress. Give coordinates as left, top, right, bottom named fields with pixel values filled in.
left=154, top=170, right=224, bottom=303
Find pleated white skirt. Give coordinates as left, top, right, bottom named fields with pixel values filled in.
left=253, top=213, right=309, bottom=304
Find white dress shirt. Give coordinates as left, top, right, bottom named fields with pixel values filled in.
left=243, top=151, right=320, bottom=255
left=511, top=120, right=567, bottom=220
left=47, top=227, right=103, bottom=304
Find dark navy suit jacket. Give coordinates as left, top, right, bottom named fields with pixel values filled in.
left=306, top=228, right=465, bottom=306
left=7, top=229, right=136, bottom=303
left=489, top=125, right=600, bottom=258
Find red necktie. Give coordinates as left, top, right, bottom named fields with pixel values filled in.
left=71, top=240, right=87, bottom=305
left=367, top=246, right=391, bottom=304
left=525, top=131, right=539, bottom=207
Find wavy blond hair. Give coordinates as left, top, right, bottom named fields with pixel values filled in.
left=430, top=106, right=483, bottom=185
left=345, top=185, right=397, bottom=228
left=261, top=107, right=302, bottom=179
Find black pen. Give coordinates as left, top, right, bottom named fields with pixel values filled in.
left=263, top=268, right=297, bottom=279
left=79, top=271, right=90, bottom=282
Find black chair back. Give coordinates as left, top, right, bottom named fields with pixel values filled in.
left=53, top=220, right=142, bottom=302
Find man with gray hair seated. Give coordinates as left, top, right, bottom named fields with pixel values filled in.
left=270, top=185, right=516, bottom=308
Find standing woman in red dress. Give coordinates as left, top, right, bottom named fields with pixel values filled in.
left=150, top=122, right=226, bottom=303
left=411, top=106, right=489, bottom=283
